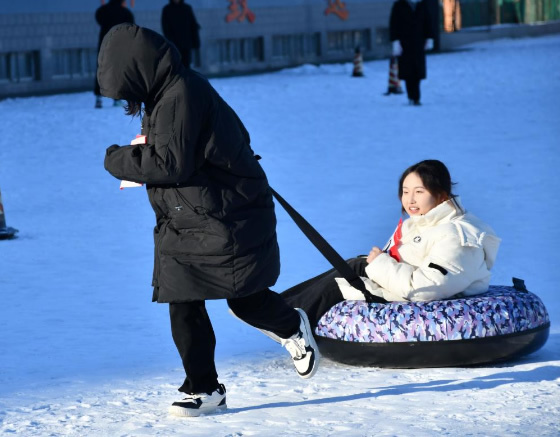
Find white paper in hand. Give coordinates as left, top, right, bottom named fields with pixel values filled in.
left=120, top=135, right=146, bottom=189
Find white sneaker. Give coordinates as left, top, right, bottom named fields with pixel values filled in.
left=281, top=308, right=320, bottom=379
left=169, top=384, right=227, bottom=417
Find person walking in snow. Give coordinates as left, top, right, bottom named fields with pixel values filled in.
left=389, top=0, right=435, bottom=106
left=281, top=160, right=501, bottom=326
left=98, top=23, right=319, bottom=418
left=93, top=0, right=134, bottom=108
left=161, top=0, right=201, bottom=69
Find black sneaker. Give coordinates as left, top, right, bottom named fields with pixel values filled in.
left=281, top=309, right=320, bottom=379
left=169, top=384, right=227, bottom=417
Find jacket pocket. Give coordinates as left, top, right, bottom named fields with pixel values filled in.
left=163, top=188, right=208, bottom=228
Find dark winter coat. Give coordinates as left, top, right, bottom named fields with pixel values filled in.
left=95, top=0, right=135, bottom=50
left=98, top=24, right=280, bottom=303
left=389, top=0, right=434, bottom=80
left=161, top=0, right=201, bottom=67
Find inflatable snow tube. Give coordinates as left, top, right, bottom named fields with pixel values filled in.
left=314, top=284, right=550, bottom=367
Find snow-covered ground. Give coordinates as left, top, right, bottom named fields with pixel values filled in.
left=0, top=34, right=559, bottom=436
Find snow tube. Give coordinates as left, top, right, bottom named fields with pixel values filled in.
left=314, top=282, right=549, bottom=367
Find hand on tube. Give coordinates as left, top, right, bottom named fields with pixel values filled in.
left=367, top=246, right=383, bottom=264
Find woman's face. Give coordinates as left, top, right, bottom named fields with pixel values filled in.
left=401, top=172, right=440, bottom=216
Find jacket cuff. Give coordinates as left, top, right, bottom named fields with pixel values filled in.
left=106, top=144, right=120, bottom=155
left=365, top=252, right=391, bottom=282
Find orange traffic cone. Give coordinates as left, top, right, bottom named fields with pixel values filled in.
left=383, top=56, right=403, bottom=95
left=0, top=188, right=18, bottom=240
left=352, top=46, right=364, bottom=77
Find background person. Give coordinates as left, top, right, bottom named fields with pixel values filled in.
left=161, top=0, right=201, bottom=68
left=94, top=0, right=134, bottom=108
left=389, top=0, right=435, bottom=106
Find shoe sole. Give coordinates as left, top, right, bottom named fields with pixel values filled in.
left=295, top=308, right=320, bottom=379
left=169, top=402, right=227, bottom=418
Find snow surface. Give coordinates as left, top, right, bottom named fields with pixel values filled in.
left=0, top=34, right=559, bottom=436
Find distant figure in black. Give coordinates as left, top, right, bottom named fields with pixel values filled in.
left=94, top=0, right=134, bottom=108
left=389, top=0, right=434, bottom=106
left=161, top=0, right=201, bottom=68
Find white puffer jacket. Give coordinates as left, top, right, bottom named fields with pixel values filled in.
left=336, top=198, right=501, bottom=302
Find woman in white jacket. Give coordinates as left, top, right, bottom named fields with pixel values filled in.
left=281, top=159, right=501, bottom=326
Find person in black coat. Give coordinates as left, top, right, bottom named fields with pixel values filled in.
left=161, top=0, right=201, bottom=68
left=389, top=0, right=434, bottom=105
left=97, top=24, right=319, bottom=417
left=94, top=0, right=134, bottom=108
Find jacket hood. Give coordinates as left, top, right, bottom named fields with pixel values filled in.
left=405, top=197, right=501, bottom=269
left=97, top=23, right=182, bottom=105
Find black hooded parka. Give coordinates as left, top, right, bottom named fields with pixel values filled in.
left=98, top=24, right=280, bottom=303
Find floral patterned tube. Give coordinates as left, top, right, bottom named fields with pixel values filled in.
left=315, top=285, right=550, bottom=367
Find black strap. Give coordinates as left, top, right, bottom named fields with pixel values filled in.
left=269, top=187, right=372, bottom=298
left=512, top=277, right=528, bottom=293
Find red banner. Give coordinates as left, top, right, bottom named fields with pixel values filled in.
left=226, top=0, right=256, bottom=23
left=324, top=0, right=349, bottom=20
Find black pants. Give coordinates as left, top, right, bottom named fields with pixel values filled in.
left=169, top=288, right=300, bottom=394
left=404, top=78, right=421, bottom=103
left=94, top=69, right=101, bottom=97
left=180, top=49, right=192, bottom=69
left=281, top=257, right=385, bottom=327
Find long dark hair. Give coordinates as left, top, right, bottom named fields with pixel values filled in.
left=124, top=100, right=143, bottom=117
left=398, top=160, right=456, bottom=213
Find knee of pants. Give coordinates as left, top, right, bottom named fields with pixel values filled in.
left=347, top=257, right=368, bottom=276
left=227, top=289, right=268, bottom=316
left=226, top=299, right=242, bottom=316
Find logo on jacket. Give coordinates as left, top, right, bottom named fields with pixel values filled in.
left=414, top=236, right=421, bottom=243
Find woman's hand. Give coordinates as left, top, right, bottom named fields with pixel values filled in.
left=367, top=246, right=383, bottom=263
